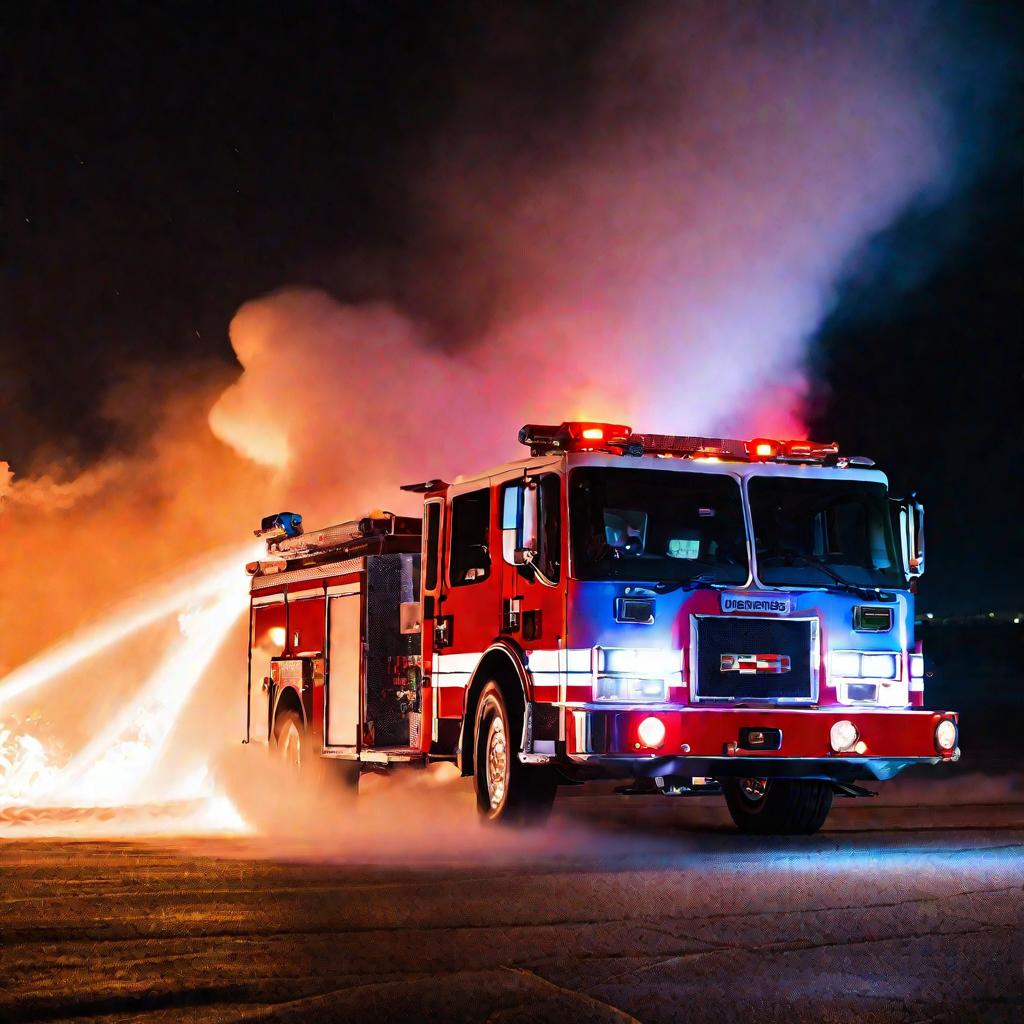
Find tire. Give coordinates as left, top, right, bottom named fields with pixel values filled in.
left=722, top=777, right=833, bottom=835
left=273, top=708, right=359, bottom=795
left=274, top=709, right=306, bottom=773
left=473, top=681, right=557, bottom=826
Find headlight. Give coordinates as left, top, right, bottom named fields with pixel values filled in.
left=595, top=676, right=667, bottom=702
left=830, top=651, right=861, bottom=677
left=831, top=651, right=899, bottom=680
left=935, top=719, right=958, bottom=752
left=830, top=719, right=859, bottom=752
left=860, top=653, right=899, bottom=680
left=909, top=654, right=924, bottom=679
left=597, top=648, right=681, bottom=675
left=637, top=716, right=667, bottom=749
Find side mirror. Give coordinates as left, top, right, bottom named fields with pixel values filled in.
left=502, top=528, right=518, bottom=565
left=502, top=479, right=539, bottom=566
left=898, top=497, right=925, bottom=579
left=909, top=500, right=925, bottom=576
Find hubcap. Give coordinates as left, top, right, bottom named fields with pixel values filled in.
left=280, top=720, right=302, bottom=771
left=485, top=712, right=508, bottom=810
left=739, top=777, right=768, bottom=802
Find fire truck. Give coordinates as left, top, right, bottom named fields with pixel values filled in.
left=243, top=422, right=958, bottom=835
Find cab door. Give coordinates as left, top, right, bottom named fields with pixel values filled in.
left=420, top=496, right=446, bottom=749
left=432, top=485, right=501, bottom=720
left=499, top=471, right=566, bottom=704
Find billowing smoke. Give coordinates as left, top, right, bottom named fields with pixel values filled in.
left=211, top=2, right=980, bottom=517
left=0, top=2, right=1007, bottom=826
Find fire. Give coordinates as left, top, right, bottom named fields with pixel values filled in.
left=0, top=546, right=260, bottom=833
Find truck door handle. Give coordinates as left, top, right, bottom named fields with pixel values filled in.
left=434, top=616, right=453, bottom=649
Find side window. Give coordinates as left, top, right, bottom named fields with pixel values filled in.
left=449, top=488, right=491, bottom=585
left=423, top=501, right=441, bottom=591
left=501, top=474, right=560, bottom=583
left=537, top=474, right=561, bottom=583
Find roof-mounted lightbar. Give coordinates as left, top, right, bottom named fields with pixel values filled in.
left=519, top=421, right=868, bottom=465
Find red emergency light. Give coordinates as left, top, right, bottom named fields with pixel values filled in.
left=746, top=437, right=842, bottom=461
left=747, top=438, right=781, bottom=461
left=519, top=421, right=633, bottom=455
left=783, top=439, right=839, bottom=459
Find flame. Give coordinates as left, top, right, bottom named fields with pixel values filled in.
left=0, top=546, right=260, bottom=833
left=0, top=724, right=63, bottom=804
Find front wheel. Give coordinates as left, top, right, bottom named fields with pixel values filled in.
left=473, top=682, right=556, bottom=826
left=722, top=777, right=833, bottom=835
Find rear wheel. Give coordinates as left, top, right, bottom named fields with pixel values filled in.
left=722, top=777, right=833, bottom=835
left=274, top=709, right=305, bottom=772
left=473, top=682, right=556, bottom=826
left=274, top=708, right=359, bottom=794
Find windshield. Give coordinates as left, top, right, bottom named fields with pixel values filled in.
left=749, top=476, right=903, bottom=589
left=569, top=468, right=748, bottom=584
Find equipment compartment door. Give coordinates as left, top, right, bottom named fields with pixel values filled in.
left=325, top=590, right=362, bottom=748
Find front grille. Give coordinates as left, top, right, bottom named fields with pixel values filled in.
left=693, top=616, right=817, bottom=702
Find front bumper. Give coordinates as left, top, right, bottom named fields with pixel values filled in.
left=561, top=705, right=958, bottom=782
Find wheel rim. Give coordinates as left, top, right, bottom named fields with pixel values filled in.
left=485, top=711, right=508, bottom=811
left=280, top=720, right=302, bottom=771
left=739, top=777, right=768, bottom=802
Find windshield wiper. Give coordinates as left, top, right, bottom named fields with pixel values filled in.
left=788, top=555, right=879, bottom=598
left=653, top=574, right=730, bottom=594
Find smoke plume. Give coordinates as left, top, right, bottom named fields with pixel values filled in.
left=211, top=3, right=981, bottom=516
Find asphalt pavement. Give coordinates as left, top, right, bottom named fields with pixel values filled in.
left=2, top=773, right=1022, bottom=1024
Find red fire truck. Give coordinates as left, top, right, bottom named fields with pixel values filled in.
left=244, top=421, right=958, bottom=834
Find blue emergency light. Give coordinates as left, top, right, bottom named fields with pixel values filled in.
left=256, top=512, right=304, bottom=538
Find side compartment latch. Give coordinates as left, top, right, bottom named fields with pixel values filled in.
left=503, top=597, right=522, bottom=633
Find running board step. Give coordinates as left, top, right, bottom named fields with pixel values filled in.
left=831, top=782, right=878, bottom=798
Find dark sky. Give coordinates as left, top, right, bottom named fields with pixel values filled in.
left=3, top=2, right=1022, bottom=615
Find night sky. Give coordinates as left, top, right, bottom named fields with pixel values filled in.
left=3, top=2, right=1022, bottom=615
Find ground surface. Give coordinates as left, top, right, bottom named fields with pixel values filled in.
left=2, top=777, right=1023, bottom=1024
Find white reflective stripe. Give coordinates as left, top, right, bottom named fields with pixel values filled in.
left=531, top=671, right=561, bottom=688
left=527, top=648, right=591, bottom=672
left=288, top=586, right=326, bottom=600
left=433, top=672, right=471, bottom=688
left=434, top=652, right=483, bottom=673
left=252, top=593, right=285, bottom=606
left=326, top=583, right=361, bottom=597
left=433, top=649, right=595, bottom=688
left=909, top=679, right=924, bottom=692
left=565, top=648, right=592, bottom=673
left=525, top=649, right=560, bottom=671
